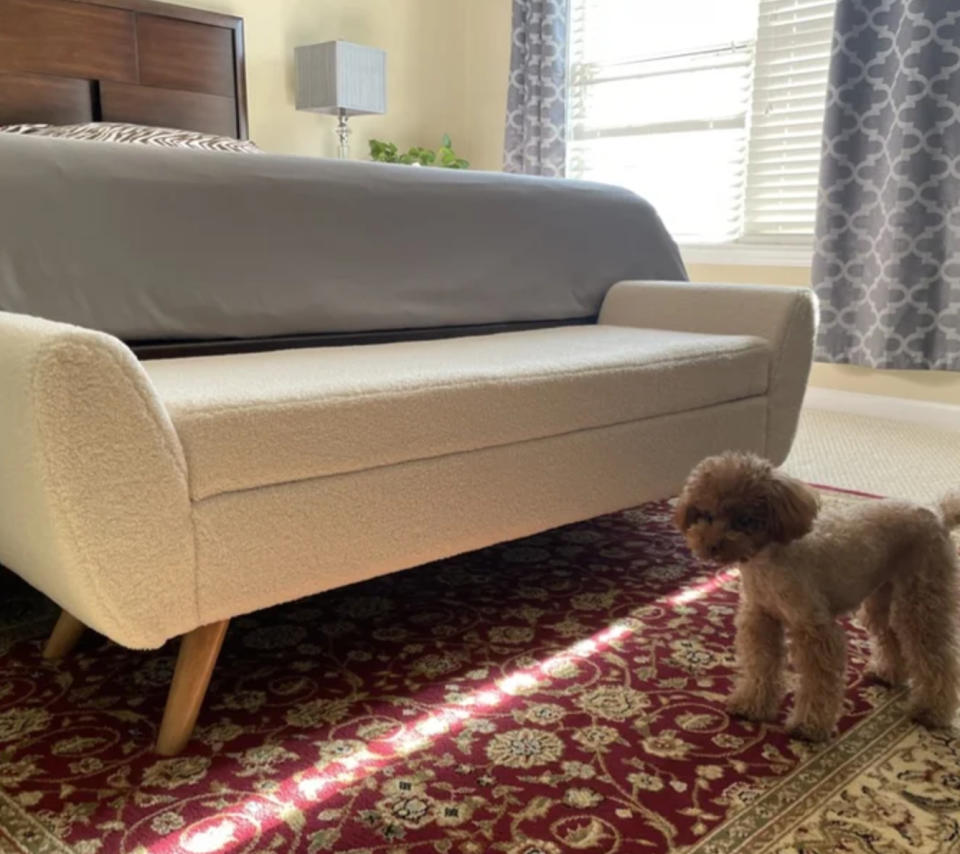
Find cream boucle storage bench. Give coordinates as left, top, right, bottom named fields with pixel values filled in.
left=0, top=282, right=814, bottom=753
left=0, top=136, right=815, bottom=754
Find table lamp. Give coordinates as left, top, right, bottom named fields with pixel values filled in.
left=295, top=40, right=387, bottom=159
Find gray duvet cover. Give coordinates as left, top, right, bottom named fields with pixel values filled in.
left=0, top=133, right=686, bottom=342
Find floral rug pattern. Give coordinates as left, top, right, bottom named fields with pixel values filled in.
left=0, top=492, right=957, bottom=853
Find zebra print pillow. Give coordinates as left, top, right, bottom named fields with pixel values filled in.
left=0, top=122, right=260, bottom=153
left=0, top=123, right=49, bottom=135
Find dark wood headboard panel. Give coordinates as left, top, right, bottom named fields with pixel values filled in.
left=0, top=0, right=248, bottom=137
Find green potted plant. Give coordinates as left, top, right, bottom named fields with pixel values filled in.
left=369, top=134, right=469, bottom=169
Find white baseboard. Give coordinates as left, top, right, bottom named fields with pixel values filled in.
left=803, top=387, right=960, bottom=432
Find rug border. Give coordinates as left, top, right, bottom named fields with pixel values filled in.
left=0, top=790, right=73, bottom=854
left=686, top=692, right=913, bottom=853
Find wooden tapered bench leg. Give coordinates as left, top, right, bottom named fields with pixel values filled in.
left=43, top=610, right=86, bottom=659
left=155, top=620, right=229, bottom=756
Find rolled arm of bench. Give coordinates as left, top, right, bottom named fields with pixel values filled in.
left=599, top=280, right=816, bottom=464
left=0, top=312, right=197, bottom=649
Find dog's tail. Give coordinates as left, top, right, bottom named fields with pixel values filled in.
left=939, top=490, right=960, bottom=531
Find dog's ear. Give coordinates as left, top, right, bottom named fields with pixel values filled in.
left=675, top=457, right=717, bottom=531
left=673, top=490, right=696, bottom=531
left=674, top=474, right=709, bottom=531
left=764, top=472, right=820, bottom=543
left=673, top=489, right=694, bottom=531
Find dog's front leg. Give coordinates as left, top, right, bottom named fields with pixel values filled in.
left=786, top=621, right=846, bottom=741
left=727, top=604, right=785, bottom=722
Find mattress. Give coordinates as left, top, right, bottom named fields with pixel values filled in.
left=0, top=133, right=686, bottom=343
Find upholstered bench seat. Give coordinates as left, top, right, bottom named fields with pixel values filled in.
left=144, top=326, right=770, bottom=501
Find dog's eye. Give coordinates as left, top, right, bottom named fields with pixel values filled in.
left=684, top=508, right=713, bottom=527
left=732, top=515, right=757, bottom=531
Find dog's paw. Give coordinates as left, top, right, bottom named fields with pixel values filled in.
left=726, top=692, right=779, bottom=723
left=864, top=660, right=904, bottom=687
left=907, top=702, right=958, bottom=731
left=786, top=715, right=833, bottom=742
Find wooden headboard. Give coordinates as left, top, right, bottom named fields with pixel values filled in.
left=0, top=0, right=248, bottom=138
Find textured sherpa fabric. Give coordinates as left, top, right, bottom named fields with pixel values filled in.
left=191, top=396, right=766, bottom=626
left=144, top=326, right=770, bottom=500
left=599, top=281, right=816, bottom=464
left=0, top=281, right=814, bottom=650
left=0, top=313, right=196, bottom=649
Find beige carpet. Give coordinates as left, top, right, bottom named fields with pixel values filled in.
left=784, top=407, right=960, bottom=503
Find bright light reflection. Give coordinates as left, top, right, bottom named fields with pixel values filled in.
left=668, top=569, right=738, bottom=606
left=154, top=574, right=731, bottom=853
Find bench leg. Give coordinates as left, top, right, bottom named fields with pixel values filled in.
left=155, top=620, right=229, bottom=756
left=43, top=610, right=86, bottom=659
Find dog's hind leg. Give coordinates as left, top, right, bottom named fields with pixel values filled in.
left=727, top=604, right=785, bottom=723
left=859, top=583, right=906, bottom=687
left=891, top=546, right=960, bottom=729
left=786, top=620, right=847, bottom=741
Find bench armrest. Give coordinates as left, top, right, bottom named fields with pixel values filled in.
left=0, top=312, right=196, bottom=648
left=599, top=280, right=816, bottom=464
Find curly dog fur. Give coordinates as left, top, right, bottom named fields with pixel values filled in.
left=675, top=452, right=960, bottom=741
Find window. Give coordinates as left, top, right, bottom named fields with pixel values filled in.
left=567, top=0, right=836, bottom=254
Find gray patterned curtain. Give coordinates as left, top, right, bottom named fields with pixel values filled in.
left=503, top=0, right=569, bottom=177
left=813, top=0, right=960, bottom=371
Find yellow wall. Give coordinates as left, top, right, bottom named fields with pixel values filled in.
left=462, top=0, right=513, bottom=171
left=163, top=0, right=512, bottom=166
left=164, top=0, right=485, bottom=162
left=688, top=263, right=960, bottom=405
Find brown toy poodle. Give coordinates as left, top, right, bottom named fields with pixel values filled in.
left=675, top=452, right=960, bottom=741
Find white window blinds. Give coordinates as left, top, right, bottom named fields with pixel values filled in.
left=567, top=0, right=836, bottom=248
left=744, top=0, right=836, bottom=243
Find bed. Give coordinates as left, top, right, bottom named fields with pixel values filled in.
left=0, top=0, right=687, bottom=358
left=0, top=0, right=247, bottom=138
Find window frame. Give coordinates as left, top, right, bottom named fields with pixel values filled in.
left=565, top=0, right=832, bottom=267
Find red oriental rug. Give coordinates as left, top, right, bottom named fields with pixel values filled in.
left=0, top=491, right=958, bottom=854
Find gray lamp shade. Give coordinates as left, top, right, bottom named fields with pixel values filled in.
left=295, top=41, right=386, bottom=116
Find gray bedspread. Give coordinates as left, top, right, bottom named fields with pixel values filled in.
left=0, top=133, right=686, bottom=341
